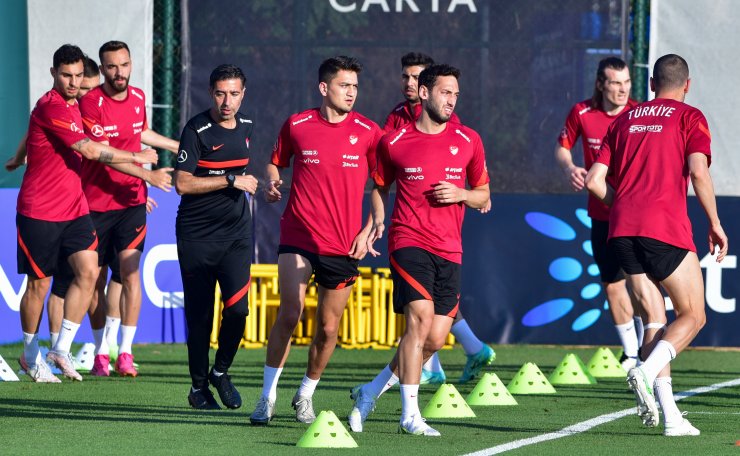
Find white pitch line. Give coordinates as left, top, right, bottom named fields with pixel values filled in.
left=461, top=377, right=740, bottom=456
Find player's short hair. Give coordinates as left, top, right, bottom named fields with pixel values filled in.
left=652, top=54, right=689, bottom=91
left=318, top=56, right=362, bottom=84
left=83, top=56, right=100, bottom=78
left=98, top=40, right=130, bottom=62
left=591, top=57, right=628, bottom=108
left=401, top=52, right=434, bottom=69
left=209, top=64, right=246, bottom=89
left=418, top=64, right=460, bottom=91
left=52, top=44, right=85, bottom=70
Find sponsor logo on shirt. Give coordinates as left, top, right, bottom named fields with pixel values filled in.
left=70, top=122, right=84, bottom=134
left=104, top=125, right=117, bottom=131
left=208, top=169, right=226, bottom=175
left=196, top=123, right=212, bottom=133
left=342, top=162, right=359, bottom=168
left=354, top=118, right=372, bottom=130
left=91, top=124, right=105, bottom=137
left=212, top=144, right=224, bottom=151
left=177, top=150, right=187, bottom=163
left=245, top=138, right=250, bottom=148
left=389, top=128, right=407, bottom=145
left=454, top=129, right=471, bottom=143
left=629, top=124, right=663, bottom=133
left=445, top=167, right=462, bottom=180
left=450, top=146, right=459, bottom=155
left=239, top=118, right=252, bottom=123
left=131, top=89, right=144, bottom=100
left=349, top=134, right=358, bottom=145
left=404, top=166, right=424, bottom=180
left=578, top=106, right=592, bottom=115
left=292, top=115, right=312, bottom=126
left=586, top=137, right=601, bottom=149
left=343, top=154, right=359, bottom=160
left=302, top=158, right=320, bottom=164
left=302, top=150, right=318, bottom=156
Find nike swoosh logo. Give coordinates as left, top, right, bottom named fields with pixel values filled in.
left=135, top=225, right=145, bottom=233
left=212, top=144, right=224, bottom=150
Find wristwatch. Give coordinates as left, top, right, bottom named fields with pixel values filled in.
left=226, top=174, right=236, bottom=188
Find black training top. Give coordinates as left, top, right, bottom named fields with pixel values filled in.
left=175, top=110, right=253, bottom=241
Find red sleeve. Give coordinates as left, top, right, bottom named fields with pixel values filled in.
left=79, top=94, right=106, bottom=143
left=684, top=110, right=712, bottom=166
left=372, top=136, right=395, bottom=187
left=382, top=112, right=396, bottom=133
left=366, top=125, right=384, bottom=176
left=595, top=125, right=613, bottom=167
left=39, top=102, right=88, bottom=148
left=558, top=105, right=582, bottom=149
left=467, top=132, right=490, bottom=188
left=271, top=118, right=293, bottom=168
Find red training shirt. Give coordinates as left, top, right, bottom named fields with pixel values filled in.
left=272, top=108, right=383, bottom=256
left=374, top=122, right=490, bottom=263
left=80, top=85, right=149, bottom=211
left=595, top=98, right=712, bottom=252
left=558, top=98, right=638, bottom=221
left=17, top=89, right=89, bottom=221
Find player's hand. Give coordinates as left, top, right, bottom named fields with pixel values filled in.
left=235, top=174, right=258, bottom=195
left=146, top=167, right=173, bottom=191
left=349, top=230, right=370, bottom=260
left=366, top=221, right=385, bottom=257
left=709, top=223, right=728, bottom=263
left=134, top=148, right=159, bottom=165
left=477, top=198, right=492, bottom=214
left=433, top=181, right=465, bottom=204
left=145, top=196, right=158, bottom=213
left=5, top=155, right=25, bottom=171
left=569, top=166, right=588, bottom=191
left=264, top=179, right=283, bottom=203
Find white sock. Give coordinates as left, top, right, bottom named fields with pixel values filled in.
left=23, top=332, right=40, bottom=367
left=615, top=320, right=639, bottom=358
left=366, top=365, right=398, bottom=398
left=92, top=328, right=105, bottom=354
left=634, top=317, right=644, bottom=347
left=119, top=325, right=136, bottom=355
left=105, top=316, right=121, bottom=348
left=451, top=319, right=484, bottom=355
left=297, top=375, right=320, bottom=398
left=422, top=352, right=444, bottom=373
left=400, top=384, right=420, bottom=423
left=654, top=376, right=683, bottom=425
left=262, top=365, right=283, bottom=402
left=641, top=340, right=676, bottom=385
left=49, top=332, right=59, bottom=350
left=54, top=319, right=80, bottom=354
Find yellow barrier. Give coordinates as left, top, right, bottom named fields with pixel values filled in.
left=210, top=264, right=455, bottom=349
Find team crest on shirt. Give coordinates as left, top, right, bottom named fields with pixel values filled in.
left=449, top=146, right=459, bottom=155
left=245, top=138, right=250, bottom=149
left=135, top=106, right=140, bottom=114
left=349, top=135, right=358, bottom=145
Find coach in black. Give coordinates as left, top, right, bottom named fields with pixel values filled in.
left=174, top=64, right=258, bottom=410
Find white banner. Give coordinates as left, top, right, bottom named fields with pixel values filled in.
left=650, top=0, right=740, bottom=196
left=27, top=0, right=153, bottom=122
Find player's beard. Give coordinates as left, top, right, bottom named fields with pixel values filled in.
left=109, top=76, right=129, bottom=94
left=425, top=101, right=451, bottom=125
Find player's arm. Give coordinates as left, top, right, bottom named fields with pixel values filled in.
left=432, top=181, right=489, bottom=209
left=5, top=133, right=28, bottom=171
left=263, top=163, right=283, bottom=203
left=555, top=144, right=587, bottom=191
left=366, top=184, right=389, bottom=257
left=141, top=128, right=180, bottom=154
left=174, top=169, right=257, bottom=195
left=585, top=162, right=614, bottom=206
left=688, top=152, right=728, bottom=262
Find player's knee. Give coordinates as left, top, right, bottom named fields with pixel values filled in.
left=317, top=319, right=340, bottom=340
left=223, top=300, right=248, bottom=320
left=423, top=336, right=446, bottom=353
left=75, top=264, right=99, bottom=287
left=275, top=307, right=302, bottom=331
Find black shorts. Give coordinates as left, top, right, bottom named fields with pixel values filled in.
left=591, top=219, right=625, bottom=283
left=278, top=245, right=359, bottom=290
left=390, top=247, right=460, bottom=317
left=610, top=237, right=689, bottom=282
left=16, top=213, right=97, bottom=279
left=92, top=205, right=147, bottom=266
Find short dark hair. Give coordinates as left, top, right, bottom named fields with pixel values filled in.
left=209, top=64, right=246, bottom=89
left=652, top=54, right=689, bottom=91
left=318, top=56, right=362, bottom=84
left=591, top=57, right=628, bottom=108
left=98, top=40, right=130, bottom=63
left=401, top=52, right=434, bottom=69
left=418, top=64, right=460, bottom=91
left=53, top=44, right=85, bottom=70
left=83, top=56, right=100, bottom=78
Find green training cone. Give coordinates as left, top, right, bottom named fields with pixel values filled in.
left=586, top=347, right=626, bottom=378
left=422, top=383, right=476, bottom=418
left=296, top=410, right=358, bottom=448
left=548, top=353, right=598, bottom=385
left=506, top=362, right=557, bottom=394
left=466, top=372, right=518, bottom=406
